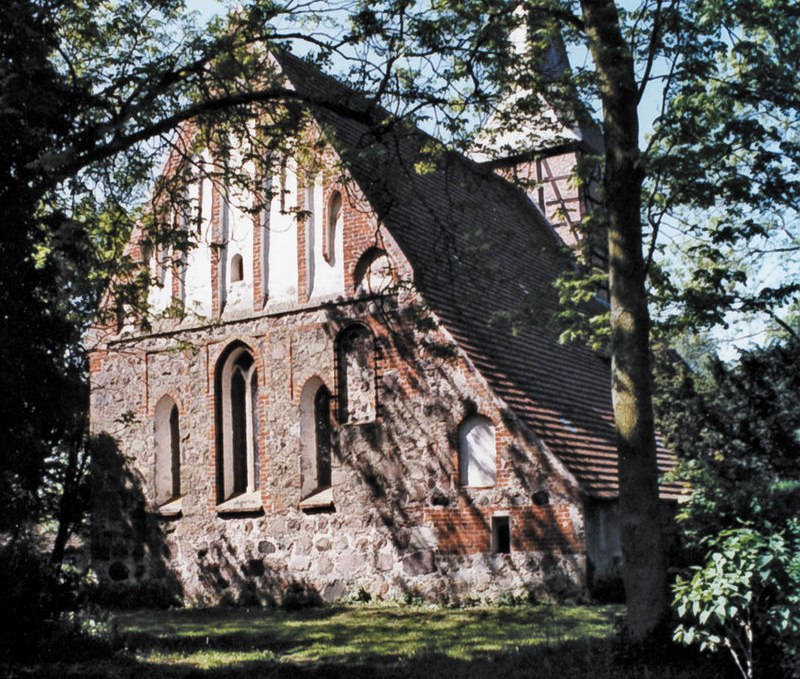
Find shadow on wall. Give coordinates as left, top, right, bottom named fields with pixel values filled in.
left=90, top=298, right=586, bottom=607
left=89, top=433, right=183, bottom=607
left=314, top=300, right=587, bottom=603
left=193, top=529, right=327, bottom=608
left=90, top=433, right=330, bottom=609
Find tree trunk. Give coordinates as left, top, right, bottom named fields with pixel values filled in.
left=51, top=425, right=88, bottom=566
left=578, top=0, right=667, bottom=640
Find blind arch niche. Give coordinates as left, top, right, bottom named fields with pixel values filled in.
left=458, top=415, right=497, bottom=487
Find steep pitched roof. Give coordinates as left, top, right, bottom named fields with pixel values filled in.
left=275, top=51, right=679, bottom=499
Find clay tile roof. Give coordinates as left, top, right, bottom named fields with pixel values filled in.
left=274, top=51, right=680, bottom=500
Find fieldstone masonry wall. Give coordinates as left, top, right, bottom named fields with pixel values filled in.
left=89, top=293, right=587, bottom=605
left=88, top=132, right=593, bottom=606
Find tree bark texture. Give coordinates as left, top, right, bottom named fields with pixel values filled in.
left=578, top=0, right=667, bottom=640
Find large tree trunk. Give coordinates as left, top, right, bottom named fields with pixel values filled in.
left=578, top=0, right=667, bottom=640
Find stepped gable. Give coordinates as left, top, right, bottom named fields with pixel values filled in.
left=274, top=50, right=679, bottom=500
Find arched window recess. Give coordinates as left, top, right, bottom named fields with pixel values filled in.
left=154, top=395, right=182, bottom=516
left=458, top=414, right=497, bottom=488
left=354, top=247, right=394, bottom=295
left=299, top=377, right=336, bottom=511
left=215, top=343, right=262, bottom=513
left=230, top=253, right=244, bottom=283
left=323, top=190, right=342, bottom=265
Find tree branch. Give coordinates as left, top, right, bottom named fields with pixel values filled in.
left=637, top=0, right=665, bottom=104
left=31, top=84, right=377, bottom=183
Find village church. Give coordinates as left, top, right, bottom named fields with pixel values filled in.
left=86, top=44, right=679, bottom=606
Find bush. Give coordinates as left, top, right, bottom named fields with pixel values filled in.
left=0, top=538, right=101, bottom=660
left=672, top=522, right=800, bottom=679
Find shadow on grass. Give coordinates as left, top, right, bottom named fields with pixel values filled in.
left=7, top=639, right=732, bottom=679
left=115, top=605, right=615, bottom=658
left=6, top=606, right=734, bottom=679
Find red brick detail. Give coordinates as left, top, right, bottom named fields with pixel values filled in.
left=340, top=187, right=384, bottom=293
left=206, top=389, right=217, bottom=511
left=88, top=350, right=108, bottom=374
left=252, top=215, right=263, bottom=310
left=210, top=179, right=222, bottom=316
left=252, top=166, right=266, bottom=310
left=296, top=185, right=310, bottom=302
left=424, top=502, right=583, bottom=556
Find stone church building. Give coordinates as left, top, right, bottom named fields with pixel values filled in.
left=87, top=49, right=679, bottom=606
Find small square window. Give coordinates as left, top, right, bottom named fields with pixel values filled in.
left=492, top=516, right=511, bottom=554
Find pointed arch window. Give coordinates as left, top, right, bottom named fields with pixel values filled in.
left=336, top=324, right=376, bottom=424
left=216, top=345, right=260, bottom=506
left=458, top=415, right=497, bottom=487
left=154, top=395, right=181, bottom=509
left=146, top=238, right=167, bottom=287
left=191, top=155, right=205, bottom=235
left=300, top=378, right=335, bottom=503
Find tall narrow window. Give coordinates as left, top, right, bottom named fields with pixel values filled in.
left=314, top=386, right=333, bottom=488
left=217, top=345, right=259, bottom=503
left=152, top=241, right=167, bottom=287
left=300, top=378, right=335, bottom=497
left=260, top=169, right=272, bottom=302
left=193, top=156, right=205, bottom=234
left=458, top=415, right=497, bottom=487
left=218, top=197, right=230, bottom=311
left=336, top=325, right=376, bottom=423
left=154, top=395, right=180, bottom=506
left=305, top=185, right=316, bottom=295
left=324, top=191, right=342, bottom=264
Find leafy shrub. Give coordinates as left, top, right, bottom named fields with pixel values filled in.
left=672, top=522, right=800, bottom=679
left=654, top=343, right=800, bottom=547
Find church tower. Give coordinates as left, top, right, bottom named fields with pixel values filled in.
left=471, top=7, right=603, bottom=251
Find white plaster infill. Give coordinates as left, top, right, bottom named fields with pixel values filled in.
left=299, top=486, right=334, bottom=511
left=215, top=491, right=263, bottom=515
left=156, top=496, right=183, bottom=518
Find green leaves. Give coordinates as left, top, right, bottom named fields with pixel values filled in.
left=644, top=0, right=800, bottom=335
left=658, top=340, right=800, bottom=676
left=672, top=524, right=800, bottom=678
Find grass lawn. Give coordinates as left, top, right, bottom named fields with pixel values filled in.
left=7, top=604, right=731, bottom=678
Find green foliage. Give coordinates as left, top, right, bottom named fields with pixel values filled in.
left=644, top=0, right=800, bottom=334
left=0, top=538, right=97, bottom=658
left=656, top=339, right=800, bottom=676
left=673, top=523, right=800, bottom=679
left=552, top=267, right=610, bottom=352
left=654, top=341, right=800, bottom=543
